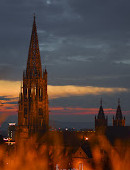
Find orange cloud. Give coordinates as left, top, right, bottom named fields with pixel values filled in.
left=48, top=85, right=128, bottom=99
left=0, top=80, right=128, bottom=99
left=0, top=80, right=21, bottom=97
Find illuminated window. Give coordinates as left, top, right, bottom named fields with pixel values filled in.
left=39, top=88, right=43, bottom=101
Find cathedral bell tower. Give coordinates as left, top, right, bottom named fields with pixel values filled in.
left=18, top=16, right=49, bottom=137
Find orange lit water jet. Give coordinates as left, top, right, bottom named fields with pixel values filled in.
left=0, top=133, right=130, bottom=170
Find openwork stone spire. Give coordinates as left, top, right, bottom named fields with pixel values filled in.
left=18, top=16, right=49, bottom=138
left=26, top=15, right=42, bottom=78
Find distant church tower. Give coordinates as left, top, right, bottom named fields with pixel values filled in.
left=18, top=16, right=49, bottom=137
left=95, top=99, right=107, bottom=131
left=113, top=99, right=125, bottom=126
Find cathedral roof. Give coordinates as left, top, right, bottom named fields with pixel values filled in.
left=26, top=15, right=42, bottom=78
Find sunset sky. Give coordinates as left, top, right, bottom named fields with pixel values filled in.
left=1, top=0, right=130, bottom=126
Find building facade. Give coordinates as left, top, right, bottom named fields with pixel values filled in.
left=18, top=16, right=49, bottom=137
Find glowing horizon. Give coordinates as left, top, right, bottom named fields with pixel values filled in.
left=0, top=80, right=129, bottom=118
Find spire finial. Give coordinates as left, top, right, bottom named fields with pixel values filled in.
left=118, top=98, right=120, bottom=105
left=100, top=98, right=102, bottom=106
left=27, top=14, right=42, bottom=78
left=33, top=13, right=36, bottom=23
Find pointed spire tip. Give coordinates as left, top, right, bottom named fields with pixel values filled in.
left=100, top=98, right=102, bottom=106
left=118, top=98, right=120, bottom=106
left=33, top=13, right=36, bottom=23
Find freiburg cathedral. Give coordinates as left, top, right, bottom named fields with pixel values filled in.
left=18, top=16, right=49, bottom=137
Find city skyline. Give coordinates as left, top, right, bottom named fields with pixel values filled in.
left=0, top=0, right=130, bottom=126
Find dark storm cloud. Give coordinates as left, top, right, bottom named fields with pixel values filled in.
left=1, top=0, right=130, bottom=124
left=0, top=0, right=130, bottom=83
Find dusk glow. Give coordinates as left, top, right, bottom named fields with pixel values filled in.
left=0, top=80, right=129, bottom=119
left=0, top=1, right=130, bottom=169
left=0, top=81, right=128, bottom=99
left=0, top=80, right=130, bottom=121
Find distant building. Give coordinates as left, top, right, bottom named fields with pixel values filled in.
left=50, top=132, right=92, bottom=170
left=8, top=123, right=16, bottom=140
left=94, top=99, right=128, bottom=143
left=18, top=16, right=49, bottom=138
left=95, top=99, right=107, bottom=132
left=113, top=99, right=125, bottom=126
left=106, top=126, right=130, bottom=143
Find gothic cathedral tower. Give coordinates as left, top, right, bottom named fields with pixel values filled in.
left=113, top=99, right=125, bottom=126
left=18, top=16, right=49, bottom=137
left=95, top=99, right=107, bottom=132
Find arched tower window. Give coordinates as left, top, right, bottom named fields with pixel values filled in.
left=24, top=108, right=27, bottom=117
left=39, top=108, right=43, bottom=115
left=39, top=88, right=43, bottom=101
left=24, top=87, right=27, bottom=101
